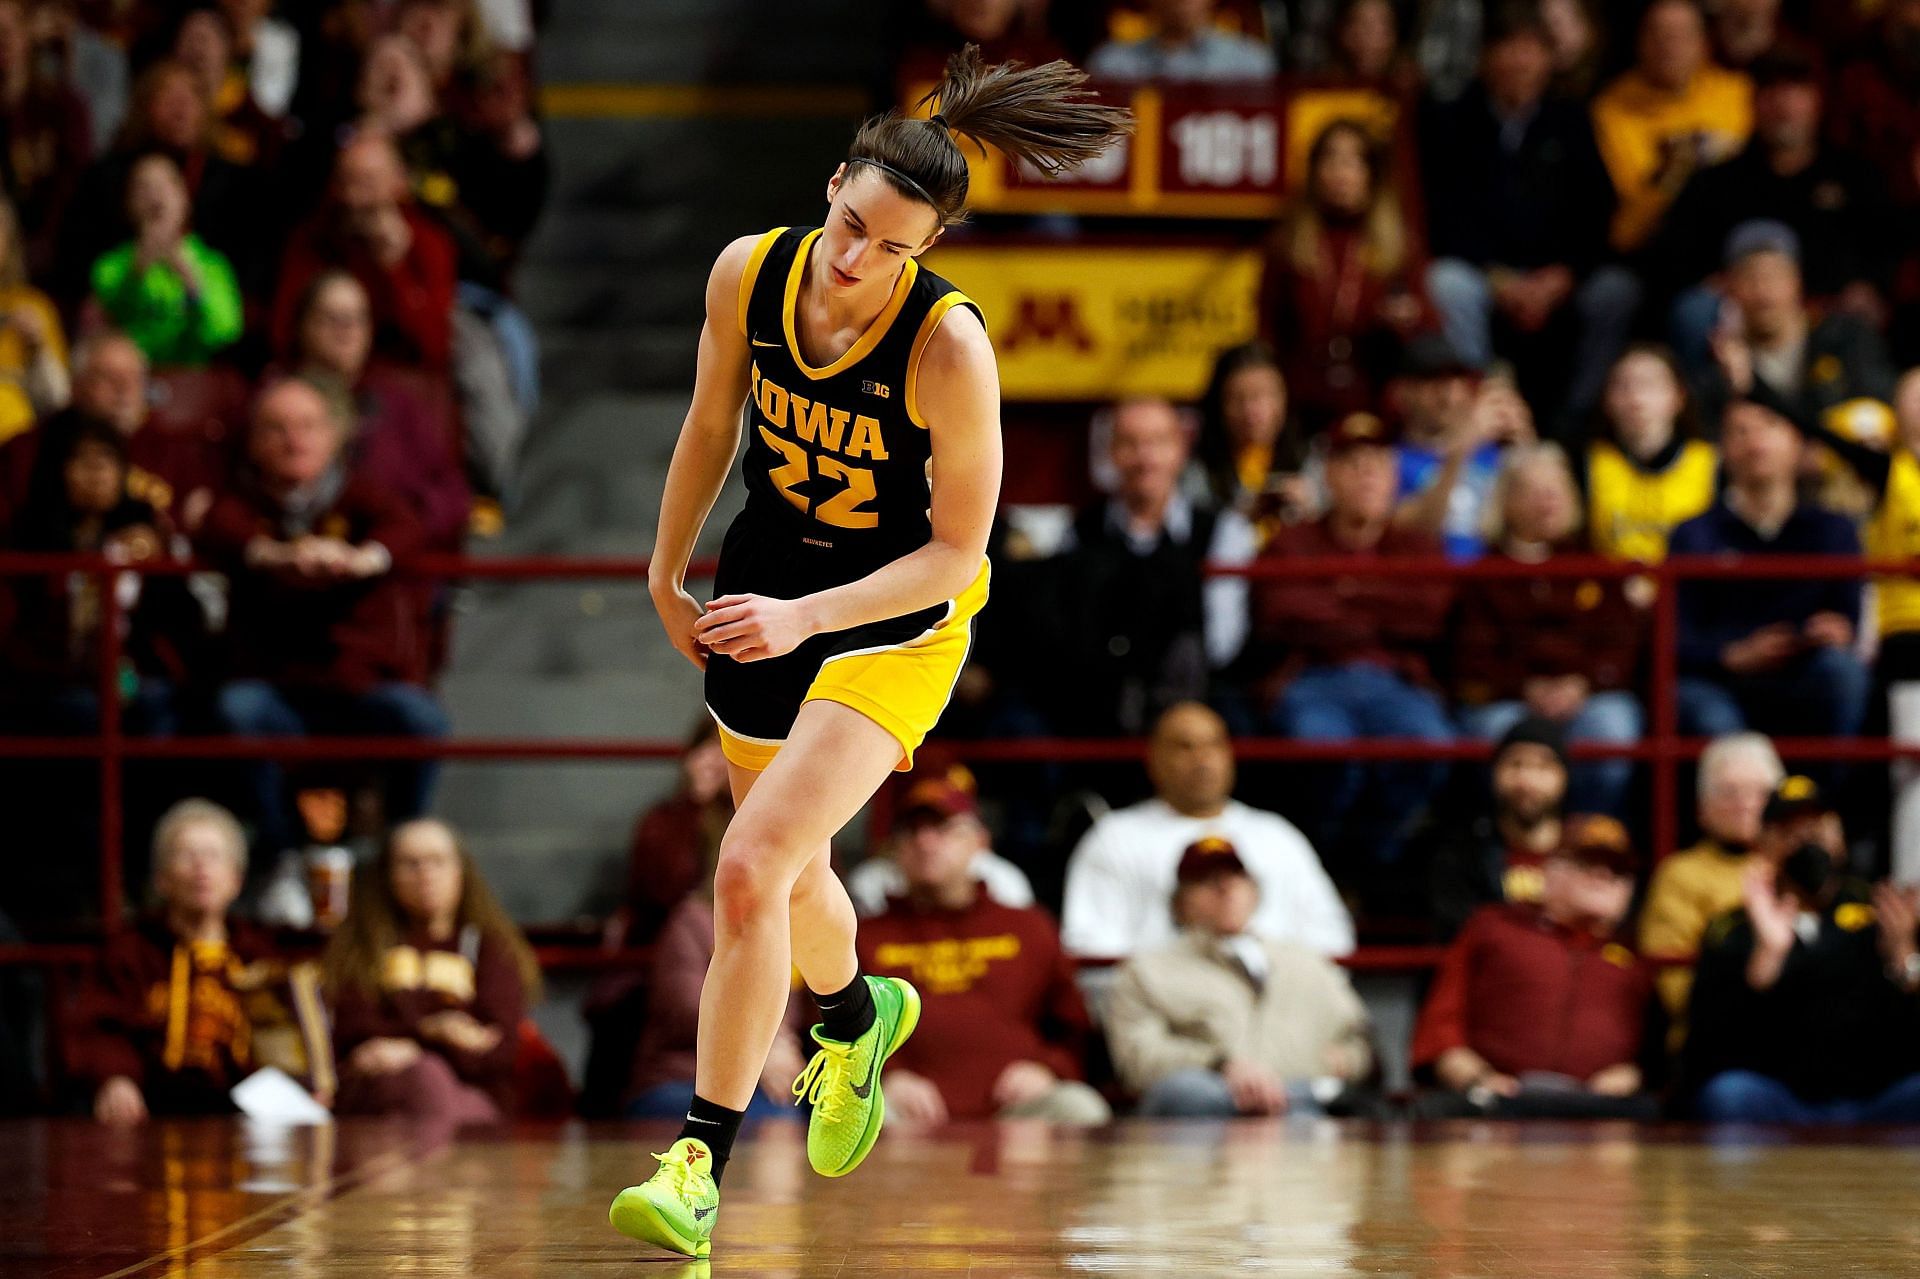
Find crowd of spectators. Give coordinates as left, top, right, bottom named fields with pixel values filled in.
left=37, top=716, right=1920, bottom=1127
left=16, top=0, right=1920, bottom=1132
left=0, top=0, right=546, bottom=911
left=923, top=0, right=1920, bottom=899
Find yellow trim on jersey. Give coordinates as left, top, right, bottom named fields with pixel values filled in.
left=737, top=226, right=787, bottom=338
left=904, top=290, right=975, bottom=430
left=781, top=227, right=920, bottom=380
left=711, top=714, right=787, bottom=772
left=715, top=559, right=990, bottom=773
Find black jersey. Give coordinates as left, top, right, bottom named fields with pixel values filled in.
left=734, top=225, right=981, bottom=588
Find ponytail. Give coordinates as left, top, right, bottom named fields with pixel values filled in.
left=847, top=44, right=1133, bottom=226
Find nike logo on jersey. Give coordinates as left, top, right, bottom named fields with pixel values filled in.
left=751, top=337, right=781, bottom=348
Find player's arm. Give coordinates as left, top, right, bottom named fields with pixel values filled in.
left=697, top=307, right=1002, bottom=660
left=649, top=235, right=759, bottom=669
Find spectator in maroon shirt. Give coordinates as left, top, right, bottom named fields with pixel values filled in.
left=198, top=375, right=445, bottom=854
left=1451, top=442, right=1645, bottom=814
left=273, top=131, right=458, bottom=371
left=325, top=818, right=539, bottom=1124
left=1252, top=411, right=1453, bottom=868
left=1259, top=119, right=1431, bottom=432
left=858, top=776, right=1109, bottom=1125
left=1411, top=813, right=1658, bottom=1119
left=0, top=332, right=228, bottom=541
left=69, top=800, right=312, bottom=1123
left=0, top=0, right=93, bottom=281
left=617, top=720, right=732, bottom=947
left=286, top=269, right=469, bottom=549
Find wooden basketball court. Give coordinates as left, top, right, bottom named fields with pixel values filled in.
left=6, top=1118, right=1919, bottom=1277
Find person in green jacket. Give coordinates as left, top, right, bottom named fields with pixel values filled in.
left=88, top=153, right=243, bottom=368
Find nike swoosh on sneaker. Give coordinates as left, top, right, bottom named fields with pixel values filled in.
left=850, top=1050, right=879, bottom=1100
left=694, top=1205, right=716, bottom=1221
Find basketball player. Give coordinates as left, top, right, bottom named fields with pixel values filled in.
left=609, top=49, right=1131, bottom=1258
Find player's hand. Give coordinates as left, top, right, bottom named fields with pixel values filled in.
left=651, top=582, right=709, bottom=670
left=695, top=593, right=816, bottom=663
left=884, top=1069, right=948, bottom=1127
left=991, top=1060, right=1058, bottom=1110
left=94, top=1075, right=148, bottom=1125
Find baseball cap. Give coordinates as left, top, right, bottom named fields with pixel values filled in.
left=1725, top=218, right=1801, bottom=269
left=1175, top=836, right=1250, bottom=885
left=1556, top=813, right=1639, bottom=877
left=1763, top=774, right=1832, bottom=826
left=1324, top=410, right=1398, bottom=455
left=897, top=771, right=979, bottom=825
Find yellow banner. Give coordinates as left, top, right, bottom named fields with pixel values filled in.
left=925, top=244, right=1264, bottom=401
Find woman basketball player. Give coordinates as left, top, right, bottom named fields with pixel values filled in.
left=609, top=49, right=1130, bottom=1257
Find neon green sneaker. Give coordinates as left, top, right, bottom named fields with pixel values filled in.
left=792, top=975, right=921, bottom=1178
left=608, top=1137, right=720, bottom=1257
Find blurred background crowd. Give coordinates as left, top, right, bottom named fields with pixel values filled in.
left=7, top=0, right=1920, bottom=1134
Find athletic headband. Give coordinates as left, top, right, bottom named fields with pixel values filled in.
left=851, top=156, right=941, bottom=210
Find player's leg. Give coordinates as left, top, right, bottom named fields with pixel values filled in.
left=694, top=700, right=901, bottom=1109
left=613, top=700, right=904, bottom=1255
left=725, top=763, right=861, bottom=999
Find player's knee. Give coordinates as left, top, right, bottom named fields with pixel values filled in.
left=712, top=841, right=790, bottom=931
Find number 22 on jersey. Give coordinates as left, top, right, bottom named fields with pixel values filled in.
left=752, top=365, right=890, bottom=530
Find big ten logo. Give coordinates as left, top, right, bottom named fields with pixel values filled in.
left=1169, top=111, right=1279, bottom=189
left=1014, top=134, right=1130, bottom=185
left=872, top=934, right=1021, bottom=995
left=1001, top=293, right=1097, bottom=353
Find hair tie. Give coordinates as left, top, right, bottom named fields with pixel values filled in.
left=930, top=113, right=949, bottom=129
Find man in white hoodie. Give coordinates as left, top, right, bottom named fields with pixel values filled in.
left=1061, top=701, right=1354, bottom=961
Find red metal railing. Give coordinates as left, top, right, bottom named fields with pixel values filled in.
left=1, top=549, right=1913, bottom=939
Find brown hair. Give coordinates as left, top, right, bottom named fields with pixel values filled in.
left=1282, top=118, right=1408, bottom=277
left=848, top=44, right=1133, bottom=227
left=322, top=819, right=543, bottom=1003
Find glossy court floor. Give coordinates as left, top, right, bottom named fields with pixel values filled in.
left=4, top=1118, right=1920, bottom=1277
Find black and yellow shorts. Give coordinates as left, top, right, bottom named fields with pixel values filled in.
left=703, top=545, right=989, bottom=773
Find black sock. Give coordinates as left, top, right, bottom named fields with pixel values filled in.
left=678, top=1094, right=745, bottom=1185
left=814, top=972, right=876, bottom=1043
